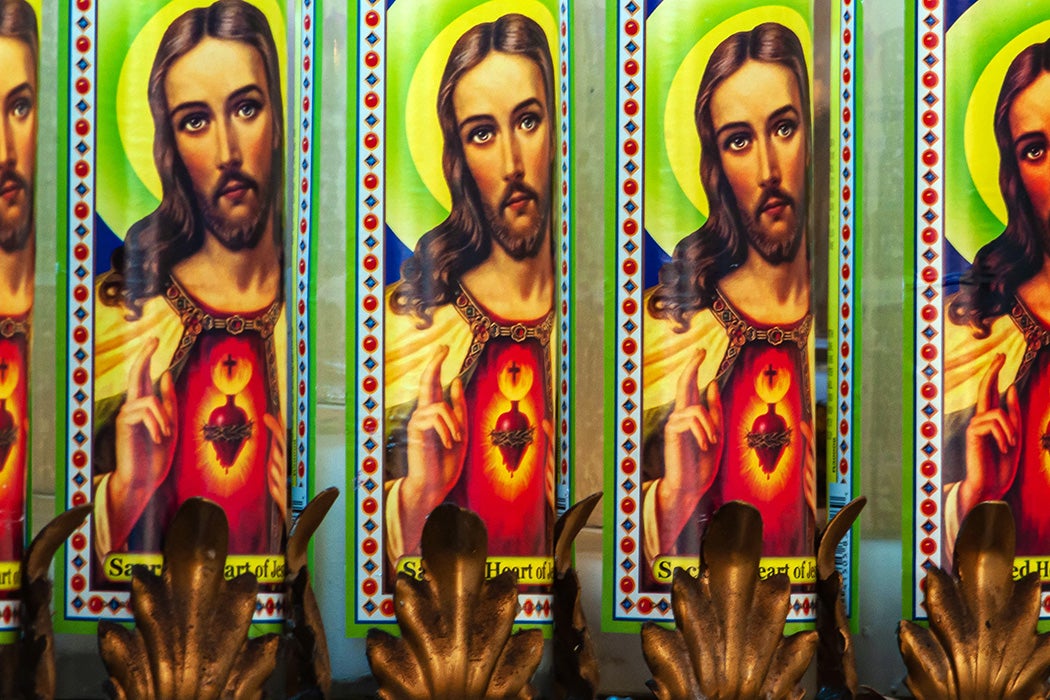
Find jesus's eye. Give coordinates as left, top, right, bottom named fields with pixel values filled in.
left=178, top=113, right=209, bottom=133
left=235, top=100, right=262, bottom=120
left=519, top=112, right=541, bottom=131
left=774, top=119, right=797, bottom=139
left=1022, top=143, right=1046, bottom=162
left=723, top=133, right=751, bottom=152
left=467, top=127, right=494, bottom=145
left=10, top=97, right=32, bottom=120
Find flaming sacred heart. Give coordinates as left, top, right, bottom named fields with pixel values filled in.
left=490, top=352, right=536, bottom=474
left=0, top=399, right=14, bottom=472
left=493, top=401, right=531, bottom=472
left=202, top=350, right=254, bottom=472
left=746, top=361, right=793, bottom=477
left=749, top=404, right=790, bottom=475
left=0, top=353, right=19, bottom=471
left=205, top=395, right=251, bottom=468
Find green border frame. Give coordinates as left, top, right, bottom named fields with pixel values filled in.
left=301, top=0, right=321, bottom=604
left=343, top=0, right=572, bottom=638
left=848, top=0, right=863, bottom=630
left=901, top=0, right=1050, bottom=631
left=53, top=0, right=90, bottom=636
left=901, top=0, right=918, bottom=624
left=342, top=0, right=361, bottom=637
left=566, top=0, right=578, bottom=518
left=53, top=0, right=297, bottom=637
left=602, top=0, right=819, bottom=636
left=601, top=0, right=624, bottom=635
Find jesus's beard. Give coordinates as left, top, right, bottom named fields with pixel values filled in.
left=483, top=182, right=550, bottom=261
left=0, top=170, right=32, bottom=254
left=739, top=188, right=805, bottom=265
left=197, top=171, right=271, bottom=252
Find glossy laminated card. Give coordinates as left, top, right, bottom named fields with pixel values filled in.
left=57, top=0, right=318, bottom=628
left=346, top=0, right=573, bottom=632
left=604, top=0, right=819, bottom=629
left=0, top=0, right=39, bottom=638
left=906, top=0, right=1050, bottom=621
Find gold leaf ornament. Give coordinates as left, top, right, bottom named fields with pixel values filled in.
left=366, top=503, right=544, bottom=699
left=899, top=500, right=1050, bottom=700
left=641, top=501, right=817, bottom=700
left=816, top=496, right=865, bottom=698
left=553, top=493, right=602, bottom=699
left=284, top=487, right=340, bottom=698
left=98, top=498, right=279, bottom=700
left=0, top=505, right=91, bottom=700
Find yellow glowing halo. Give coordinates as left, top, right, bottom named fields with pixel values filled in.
left=496, top=346, right=535, bottom=402
left=209, top=342, right=253, bottom=396
left=662, top=7, right=812, bottom=220
left=964, top=21, right=1050, bottom=235
left=116, top=0, right=287, bottom=203
left=0, top=345, right=20, bottom=402
left=404, top=0, right=558, bottom=225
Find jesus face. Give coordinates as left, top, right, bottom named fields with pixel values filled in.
left=1010, top=70, right=1050, bottom=235
left=709, top=59, right=807, bottom=265
left=0, top=36, right=35, bottom=255
left=165, top=36, right=274, bottom=251
left=453, top=51, right=552, bottom=261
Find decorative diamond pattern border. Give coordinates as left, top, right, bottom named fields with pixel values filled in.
left=61, top=0, right=289, bottom=625
left=911, top=0, right=945, bottom=621
left=352, top=1, right=570, bottom=626
left=611, top=0, right=656, bottom=623
left=831, top=0, right=858, bottom=616
left=556, top=0, right=572, bottom=521
left=0, top=600, right=19, bottom=632
left=63, top=0, right=103, bottom=623
left=353, top=0, right=392, bottom=625
left=291, top=0, right=316, bottom=519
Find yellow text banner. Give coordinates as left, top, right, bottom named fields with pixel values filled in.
left=397, top=556, right=554, bottom=585
left=652, top=556, right=816, bottom=584
left=102, top=554, right=286, bottom=584
left=0, top=561, right=20, bottom=591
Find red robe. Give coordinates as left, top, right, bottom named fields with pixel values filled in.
left=383, top=286, right=555, bottom=562
left=445, top=291, right=553, bottom=557
left=93, top=279, right=285, bottom=558
left=0, top=314, right=28, bottom=565
left=642, top=290, right=815, bottom=560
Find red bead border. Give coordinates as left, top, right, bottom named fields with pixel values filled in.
left=611, top=0, right=658, bottom=622
left=911, top=0, right=944, bottom=619
left=290, top=0, right=316, bottom=519
left=353, top=0, right=389, bottom=625
left=64, top=0, right=103, bottom=622
left=830, top=0, right=858, bottom=614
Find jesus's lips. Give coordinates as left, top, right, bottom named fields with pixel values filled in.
left=501, top=184, right=540, bottom=214
left=214, top=174, right=258, bottom=204
left=506, top=194, right=534, bottom=212
left=756, top=189, right=795, bottom=220
left=0, top=176, right=25, bottom=204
